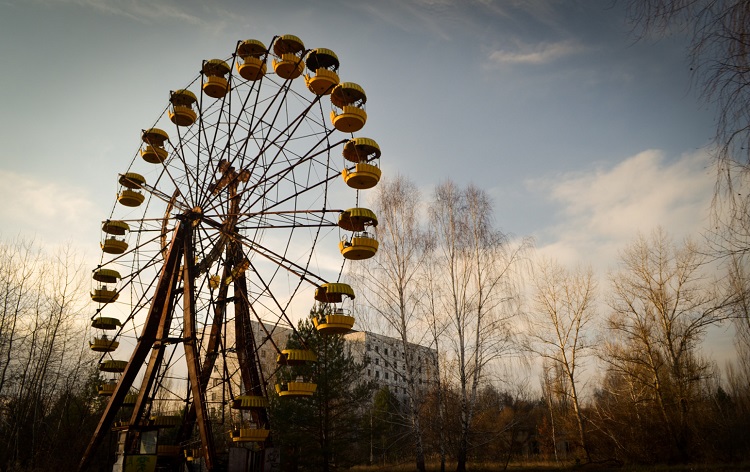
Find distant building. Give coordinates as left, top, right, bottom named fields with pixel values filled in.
left=203, top=321, right=438, bottom=405
left=345, top=331, right=438, bottom=403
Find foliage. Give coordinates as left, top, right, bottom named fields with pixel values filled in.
left=270, top=314, right=375, bottom=471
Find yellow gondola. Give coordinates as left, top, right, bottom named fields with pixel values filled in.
left=304, top=48, right=340, bottom=95
left=202, top=59, right=231, bottom=98
left=341, top=137, right=382, bottom=189
left=89, top=336, right=119, bottom=352
left=313, top=310, right=356, bottom=334
left=140, top=128, right=170, bottom=163
left=275, top=381, right=317, bottom=397
left=236, top=39, right=267, bottom=81
left=330, top=82, right=367, bottom=132
left=98, top=382, right=117, bottom=396
left=117, top=173, right=146, bottom=207
left=272, top=34, right=305, bottom=80
left=339, top=232, right=379, bottom=260
left=169, top=89, right=198, bottom=126
left=277, top=349, right=318, bottom=365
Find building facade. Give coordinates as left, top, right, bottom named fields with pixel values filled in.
left=345, top=331, right=438, bottom=403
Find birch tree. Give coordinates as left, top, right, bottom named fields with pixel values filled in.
left=526, top=259, right=596, bottom=461
left=429, top=181, right=530, bottom=472
left=603, top=228, right=731, bottom=461
left=354, top=175, right=431, bottom=472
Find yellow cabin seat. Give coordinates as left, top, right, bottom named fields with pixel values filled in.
left=277, top=349, right=317, bottom=365
left=273, top=53, right=305, bottom=80
left=338, top=208, right=378, bottom=232
left=339, top=233, right=379, bottom=260
left=237, top=39, right=267, bottom=81
left=98, top=383, right=116, bottom=396
left=313, top=313, right=355, bottom=334
left=202, top=59, right=231, bottom=98
left=237, top=56, right=267, bottom=81
left=343, top=162, right=381, bottom=189
left=275, top=381, right=317, bottom=397
left=169, top=90, right=197, bottom=126
left=330, top=106, right=367, bottom=133
left=101, top=237, right=128, bottom=254
left=118, top=189, right=144, bottom=207
left=89, top=337, right=119, bottom=352
left=305, top=69, right=339, bottom=95
left=231, top=395, right=269, bottom=410
left=140, top=145, right=168, bottom=164
left=330, top=83, right=367, bottom=132
left=141, top=128, right=170, bottom=161
left=118, top=173, right=146, bottom=207
left=304, top=48, right=339, bottom=95
left=91, top=288, right=118, bottom=303
left=272, top=35, right=305, bottom=80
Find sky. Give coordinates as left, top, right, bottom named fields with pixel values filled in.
left=0, top=1, right=735, bottom=364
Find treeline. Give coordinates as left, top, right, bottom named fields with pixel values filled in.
left=0, top=174, right=748, bottom=471
left=0, top=238, right=104, bottom=471
left=339, top=177, right=750, bottom=471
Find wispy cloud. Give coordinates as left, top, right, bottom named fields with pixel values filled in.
left=0, top=169, right=99, bottom=253
left=528, top=149, right=714, bottom=271
left=488, top=39, right=583, bottom=66
left=31, top=0, right=203, bottom=25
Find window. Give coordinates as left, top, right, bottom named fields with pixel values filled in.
left=375, top=346, right=379, bottom=353
left=385, top=348, right=388, bottom=356
left=366, top=343, right=370, bottom=351
left=375, top=371, right=380, bottom=378
left=375, top=358, right=379, bottom=365
left=385, top=372, right=389, bottom=380
left=368, top=369, right=371, bottom=376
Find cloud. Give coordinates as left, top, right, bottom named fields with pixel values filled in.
left=528, top=149, right=714, bottom=271
left=32, top=0, right=203, bottom=25
left=488, top=39, right=583, bottom=66
left=0, top=169, right=99, bottom=252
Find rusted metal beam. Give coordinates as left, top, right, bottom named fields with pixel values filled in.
left=79, top=221, right=186, bottom=472
left=182, top=225, right=216, bottom=470
left=176, top=251, right=232, bottom=443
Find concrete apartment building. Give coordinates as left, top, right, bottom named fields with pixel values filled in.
left=344, top=331, right=437, bottom=403
left=204, top=321, right=437, bottom=404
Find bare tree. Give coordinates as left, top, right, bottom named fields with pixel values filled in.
left=526, top=259, right=596, bottom=461
left=429, top=181, right=530, bottom=472
left=626, top=1, right=750, bottom=257
left=354, top=175, right=431, bottom=472
left=602, top=228, right=731, bottom=461
left=0, top=238, right=94, bottom=470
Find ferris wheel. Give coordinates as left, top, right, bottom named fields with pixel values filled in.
left=79, top=35, right=382, bottom=471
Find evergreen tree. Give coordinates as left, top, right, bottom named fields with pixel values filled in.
left=270, top=313, right=374, bottom=471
